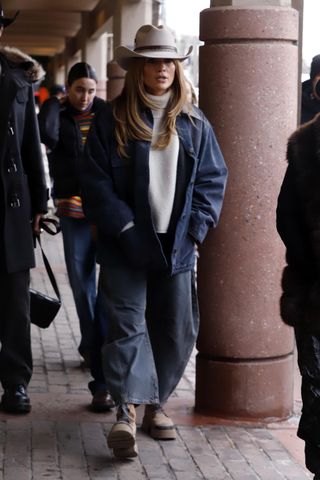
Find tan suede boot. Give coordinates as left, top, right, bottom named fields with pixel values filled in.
left=107, top=403, right=138, bottom=458
left=141, top=404, right=176, bottom=440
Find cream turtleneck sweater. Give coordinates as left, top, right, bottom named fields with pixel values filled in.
left=147, top=91, right=179, bottom=233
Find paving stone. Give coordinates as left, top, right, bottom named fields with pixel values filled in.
left=31, top=420, right=58, bottom=464
left=179, top=426, right=231, bottom=479
left=0, top=231, right=310, bottom=480
left=57, top=421, right=87, bottom=469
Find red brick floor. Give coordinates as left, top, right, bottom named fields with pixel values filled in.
left=0, top=230, right=310, bottom=479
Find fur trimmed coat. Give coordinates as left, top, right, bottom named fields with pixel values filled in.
left=0, top=46, right=47, bottom=273
left=277, top=113, right=320, bottom=333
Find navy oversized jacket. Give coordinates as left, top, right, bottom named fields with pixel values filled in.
left=80, top=102, right=227, bottom=275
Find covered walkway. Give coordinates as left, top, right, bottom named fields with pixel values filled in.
left=0, top=230, right=310, bottom=479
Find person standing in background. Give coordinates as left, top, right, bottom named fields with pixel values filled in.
left=49, top=84, right=66, bottom=101
left=38, top=83, right=66, bottom=196
left=301, top=54, right=320, bottom=124
left=38, top=62, right=114, bottom=413
left=0, top=6, right=48, bottom=413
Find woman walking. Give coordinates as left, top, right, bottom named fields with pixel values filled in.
left=38, top=62, right=114, bottom=412
left=81, top=25, right=227, bottom=457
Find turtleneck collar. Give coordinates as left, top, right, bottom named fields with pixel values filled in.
left=146, top=90, right=171, bottom=110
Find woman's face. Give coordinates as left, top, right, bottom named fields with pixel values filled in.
left=143, top=58, right=176, bottom=96
left=67, top=77, right=96, bottom=111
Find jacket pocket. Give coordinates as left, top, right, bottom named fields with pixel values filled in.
left=119, top=226, right=149, bottom=269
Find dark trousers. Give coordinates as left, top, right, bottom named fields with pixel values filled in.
left=0, top=270, right=32, bottom=388
left=295, top=326, right=320, bottom=475
left=60, top=217, right=96, bottom=355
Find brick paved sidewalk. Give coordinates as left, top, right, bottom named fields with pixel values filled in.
left=0, top=231, right=312, bottom=480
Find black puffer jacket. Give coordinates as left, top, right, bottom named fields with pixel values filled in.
left=38, top=96, right=106, bottom=198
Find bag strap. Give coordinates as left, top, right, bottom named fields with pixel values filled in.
left=36, top=236, right=61, bottom=301
left=39, top=217, right=61, bottom=236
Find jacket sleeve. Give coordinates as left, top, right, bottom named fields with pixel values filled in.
left=38, top=96, right=61, bottom=150
left=80, top=109, right=135, bottom=237
left=22, top=84, right=48, bottom=214
left=188, top=118, right=228, bottom=244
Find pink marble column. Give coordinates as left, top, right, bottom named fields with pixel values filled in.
left=196, top=5, right=299, bottom=419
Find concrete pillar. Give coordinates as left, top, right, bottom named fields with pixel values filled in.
left=64, top=38, right=81, bottom=83
left=52, top=55, right=65, bottom=86
left=83, top=33, right=108, bottom=99
left=81, top=13, right=108, bottom=100
left=196, top=1, right=298, bottom=419
left=292, top=0, right=304, bottom=122
left=107, top=0, right=152, bottom=100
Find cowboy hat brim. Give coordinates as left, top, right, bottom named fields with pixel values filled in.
left=0, top=11, right=19, bottom=28
left=115, top=45, right=193, bottom=71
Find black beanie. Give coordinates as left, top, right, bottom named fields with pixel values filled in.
left=310, top=55, right=320, bottom=81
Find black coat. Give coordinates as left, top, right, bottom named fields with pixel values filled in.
left=38, top=96, right=106, bottom=198
left=277, top=112, right=320, bottom=456
left=277, top=113, right=320, bottom=332
left=0, top=46, right=47, bottom=273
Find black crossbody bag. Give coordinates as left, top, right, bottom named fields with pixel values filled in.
left=30, top=218, right=61, bottom=329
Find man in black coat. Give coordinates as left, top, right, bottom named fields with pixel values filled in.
left=0, top=7, right=48, bottom=413
left=301, top=54, right=320, bottom=124
left=277, top=114, right=320, bottom=480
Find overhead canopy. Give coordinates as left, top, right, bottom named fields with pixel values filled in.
left=2, top=0, right=113, bottom=56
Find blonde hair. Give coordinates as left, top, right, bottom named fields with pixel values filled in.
left=185, top=77, right=197, bottom=105
left=113, top=59, right=188, bottom=157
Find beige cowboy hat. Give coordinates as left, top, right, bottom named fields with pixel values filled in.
left=115, top=24, right=193, bottom=70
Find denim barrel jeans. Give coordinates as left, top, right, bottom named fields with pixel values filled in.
left=60, top=217, right=96, bottom=355
left=99, top=250, right=199, bottom=406
left=60, top=217, right=109, bottom=394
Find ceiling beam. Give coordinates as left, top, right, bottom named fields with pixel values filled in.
left=0, top=0, right=114, bottom=57
left=3, top=0, right=100, bottom=12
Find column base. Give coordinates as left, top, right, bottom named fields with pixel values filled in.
left=195, top=354, right=294, bottom=421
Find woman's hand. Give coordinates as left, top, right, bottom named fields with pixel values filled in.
left=33, top=213, right=44, bottom=236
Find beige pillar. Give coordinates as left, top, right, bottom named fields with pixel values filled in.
left=292, top=0, right=304, bottom=122
left=52, top=55, right=66, bottom=86
left=81, top=13, right=108, bottom=100
left=196, top=0, right=299, bottom=419
left=107, top=0, right=152, bottom=100
left=64, top=38, right=81, bottom=83
left=83, top=34, right=108, bottom=100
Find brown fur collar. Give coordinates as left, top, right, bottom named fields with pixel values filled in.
left=0, top=45, right=45, bottom=82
